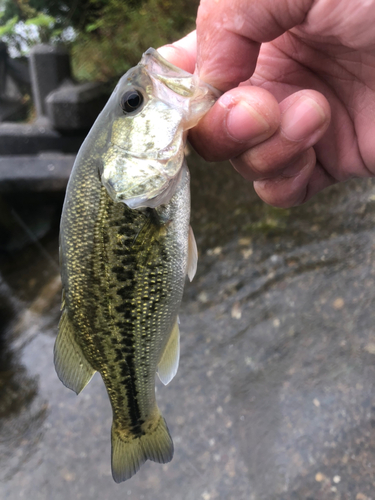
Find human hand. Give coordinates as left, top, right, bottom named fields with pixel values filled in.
left=159, top=0, right=375, bottom=207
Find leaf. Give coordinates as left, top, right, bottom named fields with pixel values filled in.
left=0, top=16, right=18, bottom=37
left=25, top=14, right=55, bottom=28
left=85, top=23, right=100, bottom=33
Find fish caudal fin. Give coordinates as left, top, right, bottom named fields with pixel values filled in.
left=54, top=309, right=96, bottom=394
left=111, top=413, right=174, bottom=483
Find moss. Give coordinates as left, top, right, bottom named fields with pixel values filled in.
left=242, top=205, right=292, bottom=235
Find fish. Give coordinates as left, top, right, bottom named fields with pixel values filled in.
left=54, top=48, right=220, bottom=482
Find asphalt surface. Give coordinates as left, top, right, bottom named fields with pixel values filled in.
left=1, top=152, right=375, bottom=499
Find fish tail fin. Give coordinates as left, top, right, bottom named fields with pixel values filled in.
left=111, top=410, right=174, bottom=483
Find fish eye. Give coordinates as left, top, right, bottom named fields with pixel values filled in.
left=120, top=89, right=144, bottom=114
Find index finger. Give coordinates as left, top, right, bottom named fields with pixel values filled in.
left=157, top=31, right=197, bottom=73
left=196, top=0, right=313, bottom=91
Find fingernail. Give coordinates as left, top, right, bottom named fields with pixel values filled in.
left=157, top=46, right=178, bottom=63
left=282, top=97, right=326, bottom=142
left=226, top=101, right=270, bottom=143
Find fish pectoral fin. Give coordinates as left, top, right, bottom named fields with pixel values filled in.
left=157, top=319, right=180, bottom=386
left=111, top=412, right=173, bottom=483
left=187, top=225, right=198, bottom=282
left=54, top=309, right=96, bottom=395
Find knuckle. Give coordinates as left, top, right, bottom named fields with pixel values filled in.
left=233, top=149, right=282, bottom=180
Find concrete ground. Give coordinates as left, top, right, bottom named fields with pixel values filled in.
left=1, top=153, right=375, bottom=499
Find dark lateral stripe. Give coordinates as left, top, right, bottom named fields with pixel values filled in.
left=119, top=357, right=144, bottom=436
left=111, top=203, right=150, bottom=436
left=86, top=186, right=147, bottom=437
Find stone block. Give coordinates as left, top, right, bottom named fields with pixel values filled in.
left=0, top=42, right=7, bottom=97
left=0, top=43, right=29, bottom=121
left=0, top=99, right=27, bottom=122
left=29, top=44, right=71, bottom=118
left=0, top=122, right=84, bottom=155
left=46, top=81, right=109, bottom=131
left=0, top=153, right=75, bottom=192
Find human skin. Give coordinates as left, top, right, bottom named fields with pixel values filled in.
left=159, top=0, right=375, bottom=208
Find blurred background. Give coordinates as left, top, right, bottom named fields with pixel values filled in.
left=0, top=0, right=198, bottom=79
left=1, top=1, right=375, bottom=499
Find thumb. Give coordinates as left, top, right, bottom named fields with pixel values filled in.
left=196, top=0, right=314, bottom=91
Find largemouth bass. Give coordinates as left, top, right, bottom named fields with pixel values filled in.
left=54, top=48, right=219, bottom=482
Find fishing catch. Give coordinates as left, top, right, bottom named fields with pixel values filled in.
left=54, top=48, right=219, bottom=482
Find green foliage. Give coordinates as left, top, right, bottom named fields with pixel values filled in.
left=0, top=0, right=104, bottom=31
left=0, top=0, right=198, bottom=79
left=0, top=15, right=18, bottom=37
left=0, top=0, right=105, bottom=54
left=0, top=1, right=65, bottom=53
left=25, top=13, right=58, bottom=43
left=25, top=14, right=55, bottom=27
left=71, top=0, right=199, bottom=81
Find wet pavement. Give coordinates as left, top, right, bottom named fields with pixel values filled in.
left=1, top=152, right=375, bottom=499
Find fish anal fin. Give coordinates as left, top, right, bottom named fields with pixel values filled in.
left=187, top=225, right=198, bottom=282
left=111, top=412, right=173, bottom=483
left=157, top=320, right=180, bottom=386
left=54, top=309, right=96, bottom=395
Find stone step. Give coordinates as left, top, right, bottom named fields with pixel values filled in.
left=0, top=122, right=85, bottom=155
left=0, top=154, right=75, bottom=192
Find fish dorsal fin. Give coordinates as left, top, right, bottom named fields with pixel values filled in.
left=187, top=225, right=198, bottom=282
left=54, top=309, right=96, bottom=395
left=157, top=320, right=180, bottom=386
